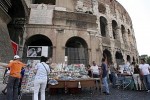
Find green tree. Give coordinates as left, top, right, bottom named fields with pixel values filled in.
left=147, top=56, right=150, bottom=65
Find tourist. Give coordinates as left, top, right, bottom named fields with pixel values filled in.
left=108, top=64, right=112, bottom=84
left=87, top=64, right=92, bottom=77
left=89, top=61, right=101, bottom=90
left=6, top=55, right=26, bottom=100
left=89, top=61, right=100, bottom=78
left=101, top=58, right=110, bottom=95
left=132, top=63, right=142, bottom=90
left=1, top=60, right=14, bottom=95
left=34, top=56, right=50, bottom=100
left=139, top=59, right=150, bottom=92
left=109, top=62, right=117, bottom=88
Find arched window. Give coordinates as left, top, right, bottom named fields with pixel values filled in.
left=127, top=55, right=131, bottom=62
left=121, top=25, right=126, bottom=42
left=100, top=16, right=107, bottom=37
left=98, top=3, right=106, bottom=14
left=128, top=29, right=131, bottom=42
left=65, top=37, right=88, bottom=65
left=33, top=0, right=56, bottom=5
left=103, top=49, right=112, bottom=64
left=115, top=51, right=124, bottom=65
left=112, top=20, right=118, bottom=39
left=23, top=34, right=53, bottom=60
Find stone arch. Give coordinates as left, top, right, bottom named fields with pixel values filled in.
left=98, top=3, right=106, bottom=14
left=100, top=16, right=107, bottom=37
left=127, top=55, right=131, bottom=62
left=128, top=29, right=131, bottom=42
left=103, top=49, right=112, bottom=64
left=115, top=51, right=123, bottom=65
left=121, top=25, right=126, bottom=42
left=136, top=58, right=139, bottom=63
left=7, top=0, right=26, bottom=46
left=112, top=20, right=118, bottom=39
left=133, top=56, right=135, bottom=62
left=23, top=34, right=53, bottom=60
left=33, top=0, right=56, bottom=5
left=65, top=36, right=88, bottom=65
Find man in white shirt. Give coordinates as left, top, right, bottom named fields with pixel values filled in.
left=139, top=59, right=150, bottom=92
left=89, top=61, right=101, bottom=90
left=90, top=61, right=100, bottom=78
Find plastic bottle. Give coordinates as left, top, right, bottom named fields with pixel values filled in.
left=78, top=81, right=81, bottom=88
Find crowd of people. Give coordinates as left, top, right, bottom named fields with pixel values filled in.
left=1, top=55, right=50, bottom=100
left=1, top=55, right=150, bottom=100
left=87, top=58, right=150, bottom=95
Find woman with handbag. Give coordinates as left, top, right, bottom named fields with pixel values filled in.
left=34, top=56, right=50, bottom=100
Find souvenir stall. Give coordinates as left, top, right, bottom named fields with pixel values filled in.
left=21, top=61, right=97, bottom=94
left=21, top=46, right=97, bottom=94
left=48, top=63, right=97, bottom=94
left=116, top=64, right=135, bottom=90
left=21, top=60, right=40, bottom=93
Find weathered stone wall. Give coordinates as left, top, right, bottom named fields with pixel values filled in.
left=22, top=0, right=139, bottom=65
left=53, top=11, right=97, bottom=29
left=0, top=13, right=14, bottom=63
left=25, top=9, right=99, bottom=63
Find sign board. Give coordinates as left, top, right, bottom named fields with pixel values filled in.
left=27, top=46, right=48, bottom=57
left=29, top=4, right=53, bottom=25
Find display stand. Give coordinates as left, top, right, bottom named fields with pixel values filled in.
left=21, top=60, right=40, bottom=93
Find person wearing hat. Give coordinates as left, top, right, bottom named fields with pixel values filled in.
left=6, top=55, right=26, bottom=100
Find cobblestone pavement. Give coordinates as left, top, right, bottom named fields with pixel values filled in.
left=0, top=83, right=150, bottom=100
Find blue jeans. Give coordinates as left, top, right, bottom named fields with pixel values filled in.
left=7, top=76, right=20, bottom=100
left=102, top=77, right=110, bottom=93
left=111, top=72, right=117, bottom=87
left=143, top=74, right=150, bottom=90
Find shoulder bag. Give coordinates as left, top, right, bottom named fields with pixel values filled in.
left=41, top=62, right=49, bottom=81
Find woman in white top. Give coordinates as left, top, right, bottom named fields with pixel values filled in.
left=34, top=56, right=50, bottom=100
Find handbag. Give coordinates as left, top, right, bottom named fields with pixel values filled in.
left=41, top=62, right=49, bottom=82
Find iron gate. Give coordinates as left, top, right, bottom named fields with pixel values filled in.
left=65, top=48, right=88, bottom=65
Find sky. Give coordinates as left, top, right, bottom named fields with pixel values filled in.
left=117, top=0, right=150, bottom=56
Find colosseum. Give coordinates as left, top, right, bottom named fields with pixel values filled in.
left=0, top=0, right=139, bottom=66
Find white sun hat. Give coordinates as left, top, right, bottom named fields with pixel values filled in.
left=14, top=55, right=20, bottom=59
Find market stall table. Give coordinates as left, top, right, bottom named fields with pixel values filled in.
left=48, top=78, right=97, bottom=94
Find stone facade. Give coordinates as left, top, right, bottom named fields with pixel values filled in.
left=0, top=0, right=13, bottom=63
left=0, top=0, right=139, bottom=65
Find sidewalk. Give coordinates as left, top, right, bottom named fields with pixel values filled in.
left=1, top=83, right=150, bottom=100
left=0, top=83, right=6, bottom=92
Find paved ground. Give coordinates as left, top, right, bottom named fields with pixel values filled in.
left=0, top=83, right=150, bottom=100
